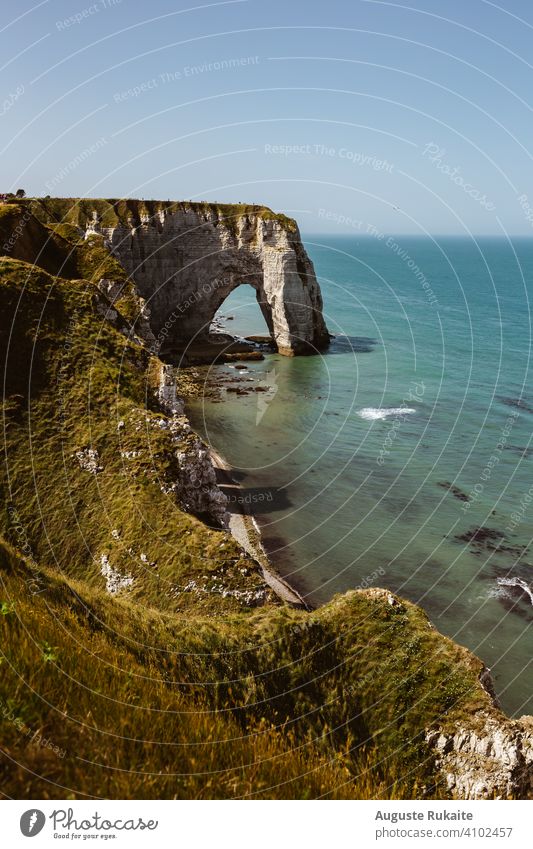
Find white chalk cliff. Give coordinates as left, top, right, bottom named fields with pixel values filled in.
left=85, top=202, right=329, bottom=356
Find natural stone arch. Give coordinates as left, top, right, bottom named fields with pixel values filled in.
left=206, top=276, right=275, bottom=337
left=159, top=268, right=269, bottom=353
left=96, top=204, right=329, bottom=357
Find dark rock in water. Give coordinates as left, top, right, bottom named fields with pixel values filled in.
left=438, top=480, right=470, bottom=502
left=455, top=526, right=529, bottom=559
left=495, top=595, right=533, bottom=620
left=328, top=335, right=378, bottom=354
left=245, top=334, right=274, bottom=344
left=494, top=577, right=533, bottom=620
left=486, top=564, right=533, bottom=619
left=244, top=335, right=276, bottom=352
left=455, top=526, right=506, bottom=549
left=226, top=386, right=249, bottom=395
left=505, top=444, right=533, bottom=459
left=497, top=577, right=533, bottom=604
left=225, top=351, right=264, bottom=361
left=488, top=561, right=533, bottom=581
left=234, top=364, right=248, bottom=370
left=498, top=396, right=533, bottom=414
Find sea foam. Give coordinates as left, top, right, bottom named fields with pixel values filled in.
left=357, top=407, right=417, bottom=421
left=497, top=577, right=533, bottom=607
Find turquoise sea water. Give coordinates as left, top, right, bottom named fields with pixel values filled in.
left=187, top=235, right=533, bottom=716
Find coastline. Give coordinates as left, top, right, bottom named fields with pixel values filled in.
left=208, top=446, right=309, bottom=609
left=175, top=353, right=309, bottom=609
left=2, top=196, right=533, bottom=798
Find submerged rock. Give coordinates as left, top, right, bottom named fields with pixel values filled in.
left=455, top=526, right=506, bottom=549
left=438, top=480, right=470, bottom=502
left=499, top=396, right=533, bottom=414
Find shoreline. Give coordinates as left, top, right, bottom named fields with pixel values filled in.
left=177, top=353, right=309, bottom=610
left=208, top=446, right=309, bottom=609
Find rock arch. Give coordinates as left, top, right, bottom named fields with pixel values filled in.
left=94, top=204, right=329, bottom=357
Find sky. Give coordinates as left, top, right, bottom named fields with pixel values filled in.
left=1, top=0, right=533, bottom=234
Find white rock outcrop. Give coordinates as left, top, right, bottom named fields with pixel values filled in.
left=100, top=554, right=134, bottom=594
left=152, top=370, right=229, bottom=527
left=426, top=711, right=533, bottom=799
left=74, top=447, right=103, bottom=475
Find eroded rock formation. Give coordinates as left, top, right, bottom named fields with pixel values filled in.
left=427, top=712, right=533, bottom=799
left=85, top=203, right=329, bottom=356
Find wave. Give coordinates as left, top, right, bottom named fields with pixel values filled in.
left=497, top=577, right=533, bottom=607
left=357, top=407, right=417, bottom=421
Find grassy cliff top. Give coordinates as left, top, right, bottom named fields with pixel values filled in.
left=0, top=530, right=492, bottom=799
left=6, top=197, right=298, bottom=234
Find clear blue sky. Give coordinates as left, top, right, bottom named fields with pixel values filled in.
left=2, top=0, right=533, bottom=234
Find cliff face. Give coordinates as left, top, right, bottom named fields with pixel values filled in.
left=84, top=203, right=329, bottom=356
left=427, top=711, right=533, bottom=799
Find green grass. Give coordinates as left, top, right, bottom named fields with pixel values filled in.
left=1, top=536, right=489, bottom=799
left=0, top=539, right=376, bottom=800
left=26, top=197, right=298, bottom=236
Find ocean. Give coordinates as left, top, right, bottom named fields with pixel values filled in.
left=187, top=235, right=533, bottom=717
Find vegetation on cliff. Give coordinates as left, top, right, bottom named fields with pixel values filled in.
left=0, top=198, right=516, bottom=799
left=3, top=196, right=298, bottom=238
